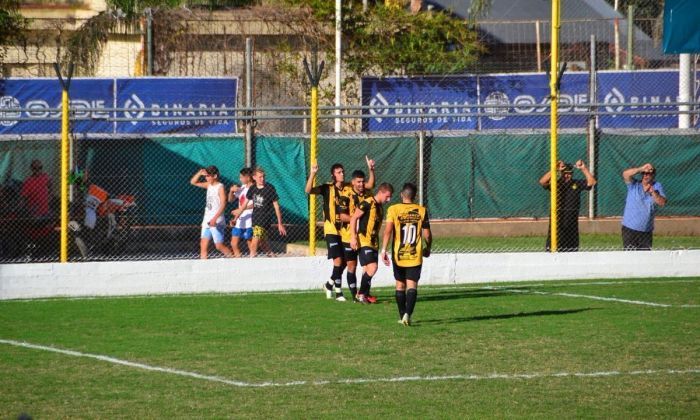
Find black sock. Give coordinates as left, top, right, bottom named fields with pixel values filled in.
left=406, top=288, right=418, bottom=316
left=360, top=273, right=372, bottom=296
left=347, top=272, right=357, bottom=297
left=332, top=266, right=344, bottom=296
left=395, top=290, right=406, bottom=318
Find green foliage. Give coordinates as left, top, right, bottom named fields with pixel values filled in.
left=0, top=0, right=29, bottom=45
left=281, top=1, right=483, bottom=77
left=344, top=4, right=483, bottom=76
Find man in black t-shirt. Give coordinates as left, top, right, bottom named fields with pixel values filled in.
left=539, top=160, right=597, bottom=252
left=245, top=167, right=286, bottom=257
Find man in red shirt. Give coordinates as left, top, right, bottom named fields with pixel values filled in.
left=21, top=160, right=51, bottom=218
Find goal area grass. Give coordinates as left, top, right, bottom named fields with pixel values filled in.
left=1, top=277, right=699, bottom=418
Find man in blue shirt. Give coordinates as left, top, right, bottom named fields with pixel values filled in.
left=621, top=163, right=667, bottom=250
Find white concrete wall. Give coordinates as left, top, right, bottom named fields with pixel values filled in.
left=1, top=250, right=699, bottom=300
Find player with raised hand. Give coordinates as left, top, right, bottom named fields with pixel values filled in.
left=381, top=183, right=432, bottom=326
left=305, top=156, right=375, bottom=302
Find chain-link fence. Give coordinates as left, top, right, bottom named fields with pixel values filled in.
left=2, top=101, right=700, bottom=263
left=2, top=0, right=699, bottom=262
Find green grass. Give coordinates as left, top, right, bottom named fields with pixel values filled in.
left=1, top=278, right=699, bottom=418
left=433, top=233, right=700, bottom=252
left=293, top=234, right=700, bottom=253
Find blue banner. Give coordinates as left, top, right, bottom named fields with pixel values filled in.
left=597, top=71, right=680, bottom=129
left=0, top=78, right=114, bottom=135
left=478, top=73, right=590, bottom=129
left=116, top=78, right=237, bottom=134
left=362, top=77, right=478, bottom=131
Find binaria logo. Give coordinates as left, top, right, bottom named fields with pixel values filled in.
left=0, top=96, right=21, bottom=127
left=483, top=91, right=510, bottom=121
left=123, top=94, right=145, bottom=124
left=369, top=93, right=389, bottom=123
left=604, top=87, right=625, bottom=114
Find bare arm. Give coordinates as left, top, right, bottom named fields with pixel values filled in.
left=539, top=160, right=565, bottom=187
left=273, top=200, right=286, bottom=236
left=538, top=170, right=553, bottom=187
left=305, top=163, right=322, bottom=194
left=422, top=227, right=432, bottom=258
left=623, top=163, right=653, bottom=184
left=190, top=169, right=208, bottom=189
left=349, top=207, right=365, bottom=250
left=576, top=160, right=597, bottom=187
left=364, top=155, right=376, bottom=189
left=650, top=190, right=667, bottom=207
left=228, top=184, right=239, bottom=202
left=381, top=220, right=394, bottom=266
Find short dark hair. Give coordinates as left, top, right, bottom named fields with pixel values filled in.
left=401, top=183, right=417, bottom=200
left=239, top=167, right=253, bottom=177
left=377, top=182, right=393, bottom=194
left=205, top=165, right=220, bottom=177
left=330, top=163, right=344, bottom=175
left=351, top=170, right=366, bottom=180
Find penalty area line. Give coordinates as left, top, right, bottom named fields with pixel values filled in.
left=1, top=339, right=699, bottom=388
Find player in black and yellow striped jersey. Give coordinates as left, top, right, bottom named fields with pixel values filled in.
left=305, top=157, right=375, bottom=301
left=338, top=170, right=373, bottom=301
left=350, top=183, right=393, bottom=304
left=381, top=183, right=431, bottom=326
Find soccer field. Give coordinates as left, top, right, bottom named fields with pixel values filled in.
left=1, top=278, right=699, bottom=418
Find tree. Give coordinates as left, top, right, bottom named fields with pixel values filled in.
left=0, top=0, right=28, bottom=45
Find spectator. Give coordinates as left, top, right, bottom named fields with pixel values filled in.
left=190, top=166, right=233, bottom=259
left=621, top=163, right=667, bottom=250
left=228, top=167, right=254, bottom=257
left=539, top=160, right=596, bottom=252
left=21, top=160, right=51, bottom=219
left=246, top=167, right=286, bottom=257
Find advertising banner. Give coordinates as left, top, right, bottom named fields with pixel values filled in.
left=478, top=73, right=590, bottom=129
left=0, top=78, right=113, bottom=135
left=597, top=71, right=680, bottom=129
left=116, top=78, right=237, bottom=134
left=362, top=77, right=479, bottom=132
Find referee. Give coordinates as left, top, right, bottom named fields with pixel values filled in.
left=381, top=183, right=432, bottom=326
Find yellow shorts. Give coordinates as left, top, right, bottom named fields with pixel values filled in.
left=253, top=225, right=268, bottom=239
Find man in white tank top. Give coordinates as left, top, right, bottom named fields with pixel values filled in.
left=190, top=165, right=232, bottom=259
left=228, top=167, right=255, bottom=257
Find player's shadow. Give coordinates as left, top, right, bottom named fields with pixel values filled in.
left=418, top=307, right=598, bottom=325
left=418, top=288, right=518, bottom=302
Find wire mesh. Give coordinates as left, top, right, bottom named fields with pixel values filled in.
left=1, top=0, right=699, bottom=263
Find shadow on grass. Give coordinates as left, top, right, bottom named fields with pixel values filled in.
left=417, top=289, right=519, bottom=303
left=418, top=307, right=599, bottom=325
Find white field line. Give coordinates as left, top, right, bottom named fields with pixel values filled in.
left=502, top=288, right=700, bottom=308
left=3, top=278, right=699, bottom=303
left=1, top=339, right=699, bottom=388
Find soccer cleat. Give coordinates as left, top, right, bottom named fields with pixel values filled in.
left=401, top=313, right=411, bottom=326
left=323, top=282, right=333, bottom=299
left=366, top=294, right=378, bottom=304
left=335, top=293, right=347, bottom=302
left=355, top=294, right=369, bottom=304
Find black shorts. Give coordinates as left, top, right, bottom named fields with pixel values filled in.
left=358, top=247, right=378, bottom=266
left=325, top=234, right=344, bottom=260
left=622, top=225, right=653, bottom=250
left=342, top=242, right=358, bottom=261
left=393, top=263, right=422, bottom=282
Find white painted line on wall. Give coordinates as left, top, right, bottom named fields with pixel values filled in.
left=503, top=289, right=700, bottom=308
left=1, top=339, right=699, bottom=388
